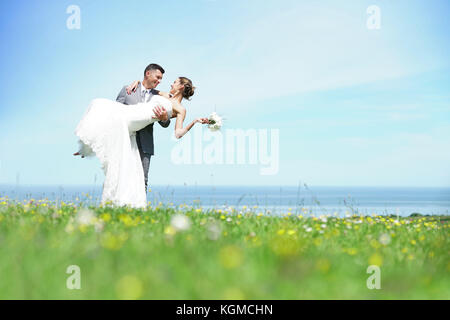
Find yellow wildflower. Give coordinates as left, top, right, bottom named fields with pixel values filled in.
left=368, top=253, right=383, bottom=266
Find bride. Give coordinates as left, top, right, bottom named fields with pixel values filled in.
left=74, top=77, right=209, bottom=208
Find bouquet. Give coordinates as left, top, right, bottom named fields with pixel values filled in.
left=207, top=112, right=223, bottom=131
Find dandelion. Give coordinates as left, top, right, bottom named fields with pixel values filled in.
left=76, top=209, right=95, bottom=226
left=100, top=213, right=111, bottom=222
left=206, top=221, right=221, bottom=241
left=164, top=226, right=176, bottom=236
left=100, top=232, right=127, bottom=251
left=94, top=220, right=105, bottom=233
left=368, top=253, right=383, bottom=266
left=379, top=233, right=391, bottom=246
left=170, top=214, right=191, bottom=231
left=65, top=223, right=75, bottom=234
left=287, top=229, right=296, bottom=236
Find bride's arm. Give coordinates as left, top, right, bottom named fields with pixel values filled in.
left=174, top=108, right=208, bottom=139
left=153, top=90, right=172, bottom=99
left=126, top=80, right=140, bottom=94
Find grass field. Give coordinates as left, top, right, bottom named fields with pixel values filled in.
left=0, top=196, right=448, bottom=299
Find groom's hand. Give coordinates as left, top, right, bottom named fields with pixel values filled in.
left=153, top=106, right=169, bottom=122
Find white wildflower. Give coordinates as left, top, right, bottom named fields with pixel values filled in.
left=94, top=220, right=105, bottom=233
left=170, top=214, right=191, bottom=231
left=76, top=209, right=95, bottom=226
left=379, top=233, right=391, bottom=246
left=65, top=223, right=75, bottom=234
left=206, top=221, right=221, bottom=240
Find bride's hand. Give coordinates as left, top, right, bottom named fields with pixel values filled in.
left=195, top=118, right=209, bottom=124
left=126, top=80, right=140, bottom=95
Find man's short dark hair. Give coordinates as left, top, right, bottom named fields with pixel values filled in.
left=144, top=63, right=165, bottom=76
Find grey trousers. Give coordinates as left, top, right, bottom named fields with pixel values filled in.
left=137, top=144, right=151, bottom=192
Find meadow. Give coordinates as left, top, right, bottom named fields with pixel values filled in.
left=0, top=195, right=448, bottom=300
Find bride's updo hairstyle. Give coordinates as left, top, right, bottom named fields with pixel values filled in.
left=179, top=77, right=195, bottom=100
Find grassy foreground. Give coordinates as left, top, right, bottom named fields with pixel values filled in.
left=0, top=197, right=449, bottom=299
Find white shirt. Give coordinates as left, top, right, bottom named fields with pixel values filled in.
left=141, top=84, right=152, bottom=103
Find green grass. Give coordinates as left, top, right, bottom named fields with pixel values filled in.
left=0, top=197, right=449, bottom=299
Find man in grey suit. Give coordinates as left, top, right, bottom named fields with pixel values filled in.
left=116, top=63, right=171, bottom=192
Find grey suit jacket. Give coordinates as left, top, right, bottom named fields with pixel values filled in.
left=116, top=83, right=170, bottom=155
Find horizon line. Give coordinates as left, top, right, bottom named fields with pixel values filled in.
left=1, top=184, right=450, bottom=189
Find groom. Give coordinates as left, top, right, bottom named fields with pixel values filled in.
left=116, top=63, right=170, bottom=192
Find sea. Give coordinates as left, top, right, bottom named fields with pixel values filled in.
left=0, top=184, right=449, bottom=217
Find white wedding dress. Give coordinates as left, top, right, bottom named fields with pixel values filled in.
left=75, top=95, right=173, bottom=208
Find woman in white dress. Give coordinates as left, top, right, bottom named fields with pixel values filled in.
left=74, top=77, right=209, bottom=208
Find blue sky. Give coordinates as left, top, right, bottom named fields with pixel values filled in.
left=0, top=0, right=449, bottom=187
